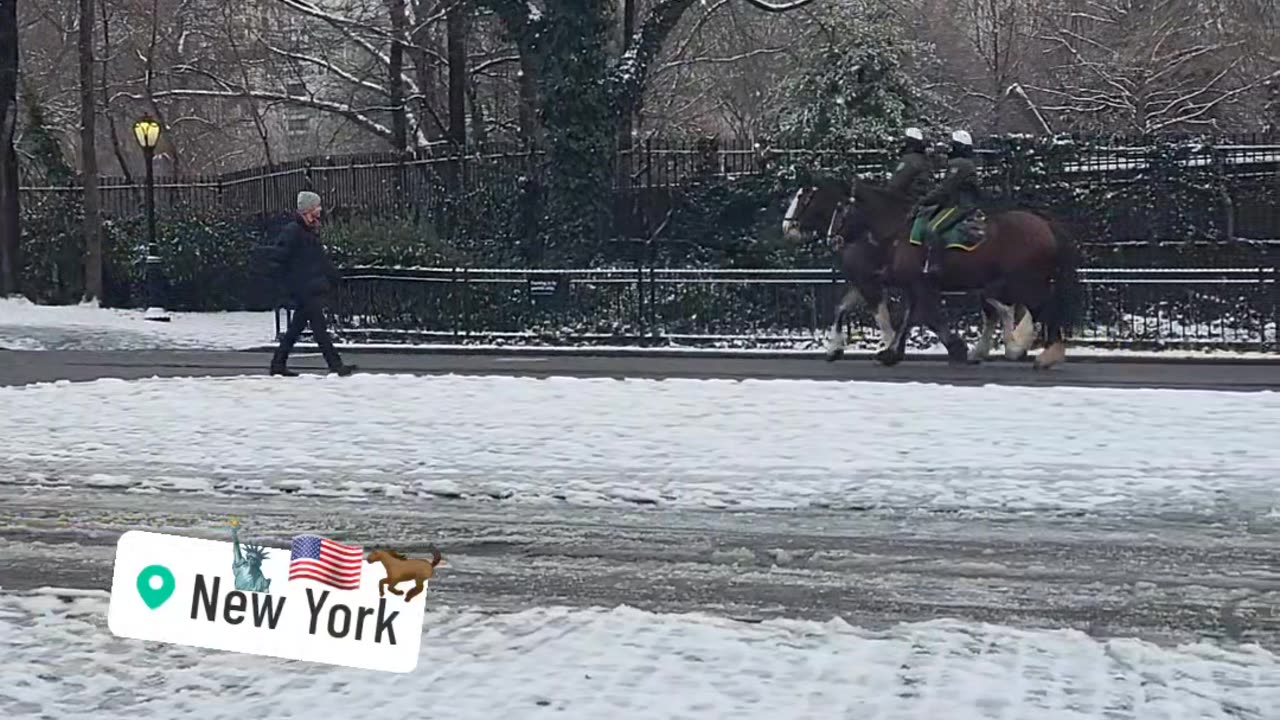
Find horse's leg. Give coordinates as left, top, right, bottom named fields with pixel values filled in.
left=865, top=284, right=898, bottom=352
left=968, top=298, right=1000, bottom=363
left=1032, top=296, right=1069, bottom=370
left=379, top=578, right=388, bottom=597
left=914, top=283, right=969, bottom=364
left=825, top=285, right=864, bottom=361
left=404, top=580, right=425, bottom=602
left=875, top=292, right=915, bottom=366
left=986, top=298, right=1029, bottom=360
left=1011, top=305, right=1037, bottom=355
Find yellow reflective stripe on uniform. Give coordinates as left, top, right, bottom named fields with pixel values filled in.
left=929, top=208, right=957, bottom=230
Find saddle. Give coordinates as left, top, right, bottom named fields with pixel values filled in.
left=907, top=208, right=987, bottom=251
left=945, top=211, right=987, bottom=251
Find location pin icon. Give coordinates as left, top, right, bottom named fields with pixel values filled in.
left=136, top=565, right=176, bottom=610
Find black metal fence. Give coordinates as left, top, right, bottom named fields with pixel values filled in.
left=313, top=266, right=1280, bottom=352
left=21, top=135, right=1280, bottom=241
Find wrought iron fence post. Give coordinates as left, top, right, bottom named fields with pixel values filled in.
left=648, top=266, right=658, bottom=333
left=634, top=266, right=644, bottom=336
left=450, top=267, right=459, bottom=342
left=1273, top=264, right=1280, bottom=354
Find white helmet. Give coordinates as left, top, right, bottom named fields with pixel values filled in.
left=951, top=130, right=973, bottom=146
left=905, top=127, right=924, bottom=141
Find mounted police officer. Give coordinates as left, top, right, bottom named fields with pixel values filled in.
left=885, top=126, right=936, bottom=203
left=885, top=127, right=933, bottom=204
left=911, top=129, right=982, bottom=279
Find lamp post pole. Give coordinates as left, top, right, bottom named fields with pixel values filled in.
left=134, top=115, right=169, bottom=322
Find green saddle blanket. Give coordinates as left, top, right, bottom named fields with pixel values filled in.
left=908, top=210, right=986, bottom=250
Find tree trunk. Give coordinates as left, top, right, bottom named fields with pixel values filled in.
left=515, top=52, right=540, bottom=147
left=618, top=0, right=636, bottom=152
left=446, top=4, right=467, bottom=149
left=98, top=0, right=133, bottom=182
left=388, top=0, right=408, bottom=151
left=80, top=0, right=103, bottom=301
left=0, top=0, right=19, bottom=296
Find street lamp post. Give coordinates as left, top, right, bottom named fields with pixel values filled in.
left=132, top=115, right=169, bottom=322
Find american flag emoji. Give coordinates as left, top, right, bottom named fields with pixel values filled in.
left=288, top=534, right=363, bottom=590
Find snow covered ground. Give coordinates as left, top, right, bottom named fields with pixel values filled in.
left=1, top=373, right=1277, bottom=517
left=3, top=589, right=1275, bottom=720
left=0, top=298, right=275, bottom=351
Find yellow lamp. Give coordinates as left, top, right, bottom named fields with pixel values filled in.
left=132, top=115, right=162, bottom=149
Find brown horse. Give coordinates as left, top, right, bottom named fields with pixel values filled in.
left=827, top=179, right=1080, bottom=369
left=782, top=178, right=903, bottom=357
left=367, top=547, right=443, bottom=603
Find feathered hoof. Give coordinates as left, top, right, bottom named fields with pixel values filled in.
left=874, top=348, right=903, bottom=366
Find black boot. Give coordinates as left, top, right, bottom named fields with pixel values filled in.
left=331, top=364, right=359, bottom=377
left=269, top=348, right=298, bottom=377
left=924, top=242, right=946, bottom=279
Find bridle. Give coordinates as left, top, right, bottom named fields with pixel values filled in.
left=827, top=195, right=885, bottom=253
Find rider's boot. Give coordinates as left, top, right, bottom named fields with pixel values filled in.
left=923, top=240, right=946, bottom=280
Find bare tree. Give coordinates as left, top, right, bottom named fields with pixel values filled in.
left=446, top=1, right=466, bottom=147
left=0, top=0, right=19, bottom=295
left=964, top=0, right=1036, bottom=131
left=638, top=0, right=798, bottom=139
left=1031, top=0, right=1280, bottom=133
left=79, top=0, right=102, bottom=300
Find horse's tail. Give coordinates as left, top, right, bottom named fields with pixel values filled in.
left=1045, top=217, right=1083, bottom=341
left=429, top=545, right=442, bottom=567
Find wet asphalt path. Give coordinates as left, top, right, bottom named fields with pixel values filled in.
left=1, top=489, right=1277, bottom=649
left=0, top=348, right=1277, bottom=390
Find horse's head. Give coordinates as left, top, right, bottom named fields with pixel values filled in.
left=835, top=180, right=913, bottom=250
left=367, top=548, right=406, bottom=564
left=825, top=180, right=875, bottom=250
left=782, top=176, right=851, bottom=241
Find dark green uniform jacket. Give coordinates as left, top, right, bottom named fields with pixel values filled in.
left=885, top=151, right=933, bottom=205
left=913, top=156, right=982, bottom=241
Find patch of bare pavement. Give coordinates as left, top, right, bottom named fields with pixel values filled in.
left=1, top=489, right=1278, bottom=649
left=1, top=348, right=1278, bottom=390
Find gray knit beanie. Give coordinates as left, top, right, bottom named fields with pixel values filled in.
left=297, top=191, right=322, bottom=213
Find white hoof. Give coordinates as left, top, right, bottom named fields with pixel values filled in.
left=1010, top=310, right=1036, bottom=350
left=825, top=333, right=847, bottom=359
left=1033, top=342, right=1066, bottom=370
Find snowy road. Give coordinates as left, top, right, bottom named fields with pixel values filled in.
left=2, top=368, right=1278, bottom=717
left=3, top=490, right=1278, bottom=646
left=3, top=490, right=1279, bottom=719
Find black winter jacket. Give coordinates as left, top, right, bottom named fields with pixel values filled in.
left=919, top=156, right=981, bottom=210
left=885, top=151, right=933, bottom=204
left=265, top=214, right=341, bottom=299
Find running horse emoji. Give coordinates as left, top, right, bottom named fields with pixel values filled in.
left=366, top=546, right=444, bottom=602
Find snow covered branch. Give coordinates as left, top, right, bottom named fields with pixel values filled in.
left=1030, top=0, right=1276, bottom=133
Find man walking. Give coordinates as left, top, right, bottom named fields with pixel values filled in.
left=265, top=190, right=356, bottom=377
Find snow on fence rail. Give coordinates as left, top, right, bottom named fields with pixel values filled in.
left=306, top=266, right=1279, bottom=352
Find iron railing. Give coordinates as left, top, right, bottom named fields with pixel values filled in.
left=21, top=135, right=1280, bottom=240
left=277, top=266, right=1280, bottom=352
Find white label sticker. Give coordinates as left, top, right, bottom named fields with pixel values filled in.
left=107, top=529, right=430, bottom=673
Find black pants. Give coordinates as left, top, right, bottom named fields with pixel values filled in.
left=272, top=296, right=344, bottom=370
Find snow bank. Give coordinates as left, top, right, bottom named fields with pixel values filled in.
left=0, top=297, right=274, bottom=350
left=0, top=374, right=1276, bottom=515
left=2, top=591, right=1274, bottom=719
